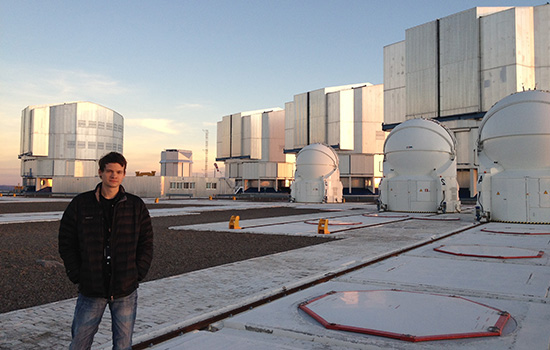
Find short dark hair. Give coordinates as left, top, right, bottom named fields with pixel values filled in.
left=99, top=152, right=127, bottom=172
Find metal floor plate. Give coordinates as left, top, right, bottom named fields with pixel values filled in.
left=434, top=244, right=544, bottom=259
left=299, top=290, right=510, bottom=342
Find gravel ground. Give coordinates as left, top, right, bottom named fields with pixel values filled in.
left=0, top=202, right=331, bottom=314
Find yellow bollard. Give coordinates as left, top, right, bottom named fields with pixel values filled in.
left=229, top=215, right=241, bottom=229
left=155, top=198, right=159, bottom=203
left=13, top=194, right=16, bottom=197
left=318, top=218, right=330, bottom=234
left=233, top=196, right=236, bottom=201
left=209, top=195, right=213, bottom=200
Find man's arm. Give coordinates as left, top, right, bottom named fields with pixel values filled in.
left=58, top=201, right=81, bottom=284
left=136, top=201, right=154, bottom=282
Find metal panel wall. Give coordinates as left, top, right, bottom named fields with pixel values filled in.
left=284, top=101, right=295, bottom=151
left=480, top=7, right=535, bottom=110
left=20, top=107, right=31, bottom=155
left=327, top=91, right=340, bottom=147
left=49, top=103, right=77, bottom=159
left=294, top=93, right=308, bottom=148
left=230, top=113, right=242, bottom=158
left=439, top=8, right=481, bottom=116
left=309, top=88, right=327, bottom=144
left=241, top=115, right=251, bottom=158
left=406, top=20, right=438, bottom=119
left=535, top=4, right=550, bottom=91
left=350, top=154, right=374, bottom=175
left=241, top=113, right=262, bottom=160
left=355, top=84, right=385, bottom=154
left=277, top=162, right=294, bottom=178
left=327, top=89, right=354, bottom=150
left=31, top=106, right=50, bottom=157
left=383, top=41, right=406, bottom=125
left=216, top=116, right=231, bottom=159
left=339, top=154, right=350, bottom=175
left=262, top=110, right=285, bottom=162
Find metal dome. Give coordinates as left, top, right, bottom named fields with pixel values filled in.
left=295, top=143, right=339, bottom=180
left=383, top=118, right=456, bottom=176
left=478, top=90, right=550, bottom=170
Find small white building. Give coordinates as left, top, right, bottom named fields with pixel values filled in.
left=291, top=143, right=343, bottom=203
left=378, top=118, right=460, bottom=213
left=160, top=149, right=193, bottom=177
left=19, top=101, right=123, bottom=191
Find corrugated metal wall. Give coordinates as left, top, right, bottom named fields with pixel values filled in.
left=535, top=4, right=550, bottom=91
left=262, top=110, right=285, bottom=162
left=480, top=7, right=535, bottom=110
left=354, top=84, right=385, bottom=154
left=439, top=8, right=481, bottom=117
left=383, top=41, right=406, bottom=125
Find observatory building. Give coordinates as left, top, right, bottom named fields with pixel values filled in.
left=383, top=5, right=550, bottom=198
left=160, top=149, right=193, bottom=177
left=284, top=83, right=385, bottom=195
left=476, top=90, right=550, bottom=224
left=19, top=101, right=123, bottom=191
left=290, top=143, right=343, bottom=203
left=216, top=108, right=295, bottom=193
left=378, top=118, right=460, bottom=213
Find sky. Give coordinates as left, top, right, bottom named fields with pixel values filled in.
left=0, top=0, right=537, bottom=185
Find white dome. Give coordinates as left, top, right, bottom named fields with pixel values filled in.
left=295, top=143, right=339, bottom=180
left=384, top=119, right=456, bottom=175
left=478, top=90, right=550, bottom=170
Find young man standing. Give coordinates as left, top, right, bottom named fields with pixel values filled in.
left=59, top=152, right=154, bottom=350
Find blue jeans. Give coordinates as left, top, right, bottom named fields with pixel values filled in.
left=69, top=290, right=138, bottom=350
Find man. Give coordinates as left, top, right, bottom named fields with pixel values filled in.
left=59, top=152, right=154, bottom=350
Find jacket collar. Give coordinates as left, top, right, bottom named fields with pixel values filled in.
left=94, top=183, right=126, bottom=203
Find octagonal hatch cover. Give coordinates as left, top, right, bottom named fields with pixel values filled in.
left=299, top=290, right=510, bottom=342
left=481, top=227, right=550, bottom=235
left=434, top=244, right=544, bottom=259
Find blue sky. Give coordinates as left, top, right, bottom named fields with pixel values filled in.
left=0, top=0, right=534, bottom=185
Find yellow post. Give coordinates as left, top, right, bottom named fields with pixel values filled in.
left=209, top=195, right=213, bottom=200
left=318, top=219, right=330, bottom=234
left=233, top=196, right=236, bottom=201
left=229, top=215, right=241, bottom=229
left=13, top=194, right=16, bottom=197
left=155, top=198, right=159, bottom=203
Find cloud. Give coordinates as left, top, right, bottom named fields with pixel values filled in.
left=0, top=62, right=134, bottom=108
left=125, top=118, right=184, bottom=135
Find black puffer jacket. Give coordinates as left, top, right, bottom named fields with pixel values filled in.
left=59, top=184, right=154, bottom=299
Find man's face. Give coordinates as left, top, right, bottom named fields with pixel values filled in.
left=99, top=163, right=126, bottom=189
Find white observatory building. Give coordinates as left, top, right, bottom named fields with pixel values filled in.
left=284, top=83, right=385, bottom=195
left=19, top=101, right=123, bottom=191
left=476, top=90, right=550, bottom=224
left=290, top=143, right=343, bottom=203
left=216, top=108, right=295, bottom=193
left=383, top=5, right=550, bottom=198
left=378, top=119, right=460, bottom=213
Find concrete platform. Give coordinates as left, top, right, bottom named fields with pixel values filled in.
left=4, top=200, right=543, bottom=350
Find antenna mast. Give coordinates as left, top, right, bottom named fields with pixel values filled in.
left=203, top=129, right=208, bottom=177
